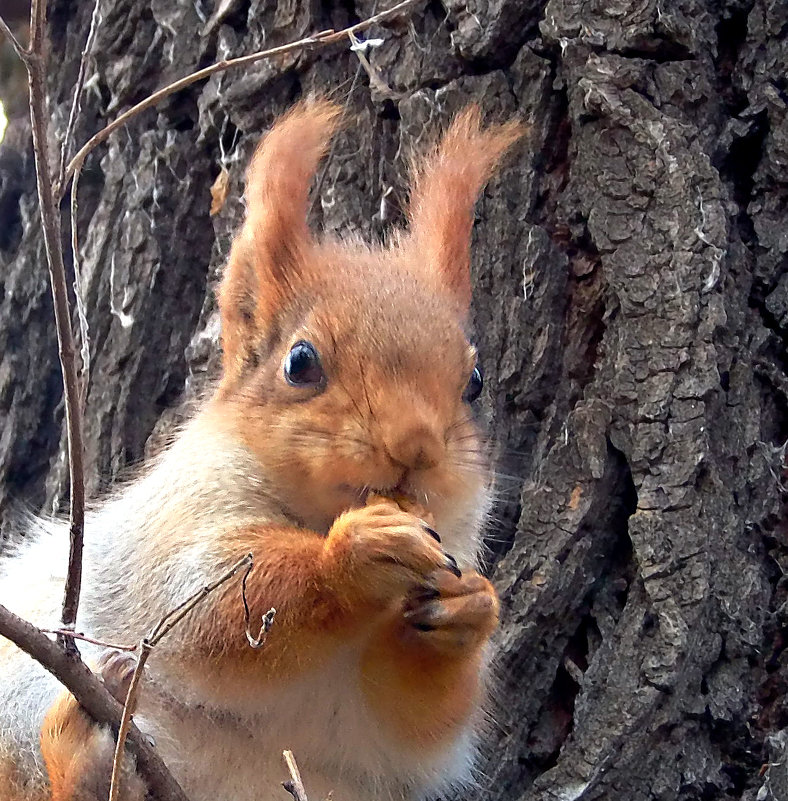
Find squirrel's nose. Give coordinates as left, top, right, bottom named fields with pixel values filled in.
left=384, top=424, right=444, bottom=471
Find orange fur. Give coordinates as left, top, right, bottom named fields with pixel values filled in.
left=405, top=106, right=525, bottom=311
left=188, top=501, right=454, bottom=676
left=180, top=504, right=496, bottom=752
left=218, top=99, right=343, bottom=381
left=13, top=98, right=524, bottom=801
left=360, top=571, right=499, bottom=748
left=40, top=691, right=144, bottom=801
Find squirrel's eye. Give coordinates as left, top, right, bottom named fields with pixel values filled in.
left=463, top=364, right=483, bottom=403
left=284, top=341, right=324, bottom=387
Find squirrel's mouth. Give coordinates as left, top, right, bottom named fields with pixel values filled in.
left=337, top=481, right=418, bottom=506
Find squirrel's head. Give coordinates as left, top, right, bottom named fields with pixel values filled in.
left=214, top=99, right=523, bottom=556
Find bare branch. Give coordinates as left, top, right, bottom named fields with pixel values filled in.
left=283, top=751, right=309, bottom=801
left=109, top=640, right=150, bottom=801
left=61, top=0, right=420, bottom=192
left=0, top=13, right=29, bottom=64
left=40, top=629, right=138, bottom=651
left=62, top=2, right=101, bottom=407
left=26, top=0, right=86, bottom=645
left=57, top=0, right=101, bottom=190
left=148, top=552, right=254, bottom=644
left=9, top=5, right=188, bottom=800
left=0, top=604, right=189, bottom=801
left=242, top=559, right=276, bottom=648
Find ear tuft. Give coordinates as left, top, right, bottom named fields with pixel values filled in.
left=244, top=97, right=343, bottom=243
left=406, top=106, right=526, bottom=312
left=218, top=98, right=342, bottom=380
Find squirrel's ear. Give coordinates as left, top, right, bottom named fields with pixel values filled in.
left=405, top=107, right=524, bottom=313
left=219, top=98, right=342, bottom=376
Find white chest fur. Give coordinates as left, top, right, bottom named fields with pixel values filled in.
left=134, top=647, right=477, bottom=801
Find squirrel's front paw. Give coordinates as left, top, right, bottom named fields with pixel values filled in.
left=325, top=500, right=460, bottom=606
left=402, top=571, right=499, bottom=653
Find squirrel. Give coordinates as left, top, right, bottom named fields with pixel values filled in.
left=0, top=98, right=522, bottom=801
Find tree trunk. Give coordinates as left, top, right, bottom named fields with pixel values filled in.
left=1, top=1, right=787, bottom=799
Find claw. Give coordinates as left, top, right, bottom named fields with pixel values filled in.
left=423, top=524, right=441, bottom=543
left=410, top=586, right=441, bottom=603
left=404, top=587, right=440, bottom=615
left=444, top=553, right=462, bottom=578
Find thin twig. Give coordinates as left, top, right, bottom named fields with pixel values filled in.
left=148, top=552, right=254, bottom=644
left=61, top=0, right=420, bottom=193
left=310, top=0, right=380, bottom=216
left=61, top=0, right=101, bottom=406
left=70, top=157, right=91, bottom=407
left=60, top=0, right=101, bottom=403
left=348, top=31, right=399, bottom=99
left=39, top=628, right=137, bottom=651
left=9, top=4, right=183, bottom=800
left=26, top=0, right=86, bottom=648
left=0, top=13, right=29, bottom=63
left=0, top=604, right=189, bottom=801
left=310, top=60, right=363, bottom=216
left=241, top=559, right=276, bottom=648
left=283, top=751, right=309, bottom=801
left=108, top=639, right=151, bottom=801
left=108, top=553, right=258, bottom=801
left=57, top=0, right=101, bottom=190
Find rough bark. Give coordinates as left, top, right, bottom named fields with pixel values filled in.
left=1, top=1, right=787, bottom=800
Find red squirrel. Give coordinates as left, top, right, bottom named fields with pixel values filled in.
left=0, top=98, right=522, bottom=801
